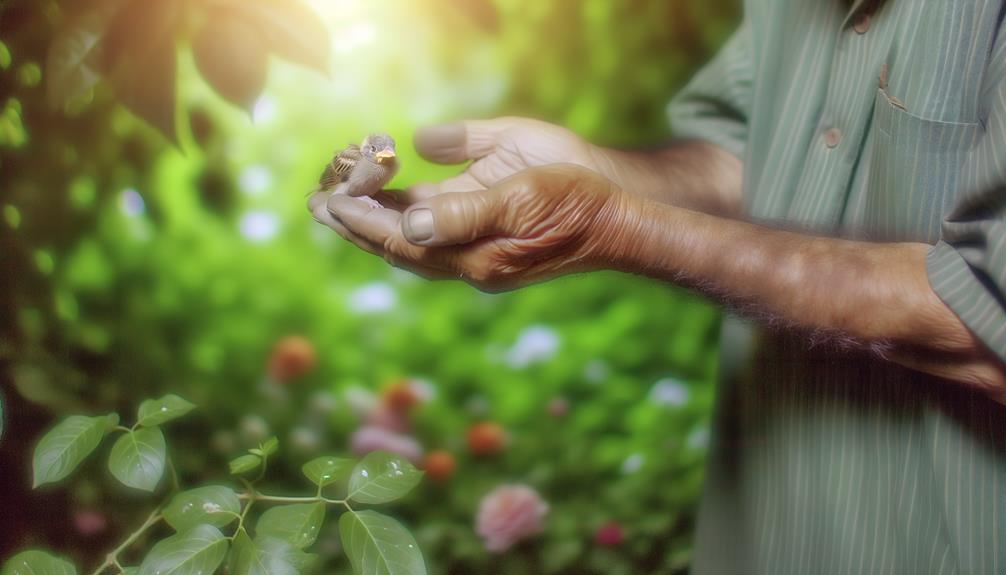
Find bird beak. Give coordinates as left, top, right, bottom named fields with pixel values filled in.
left=375, top=149, right=396, bottom=164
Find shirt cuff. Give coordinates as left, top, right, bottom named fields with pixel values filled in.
left=926, top=240, right=1006, bottom=362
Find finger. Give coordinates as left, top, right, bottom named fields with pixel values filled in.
left=409, top=172, right=486, bottom=201
left=313, top=203, right=385, bottom=255
left=413, top=118, right=516, bottom=164
left=326, top=194, right=402, bottom=247
left=307, top=191, right=330, bottom=213
left=401, top=188, right=507, bottom=247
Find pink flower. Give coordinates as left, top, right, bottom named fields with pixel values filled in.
left=594, top=521, right=624, bottom=547
left=367, top=404, right=411, bottom=433
left=73, top=510, right=108, bottom=536
left=475, top=484, right=549, bottom=552
left=350, top=425, right=423, bottom=463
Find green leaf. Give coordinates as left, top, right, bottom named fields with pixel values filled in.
left=302, top=456, right=353, bottom=487
left=137, top=394, right=195, bottom=427
left=347, top=452, right=423, bottom=504
left=235, top=0, right=330, bottom=73
left=229, top=454, right=262, bottom=475
left=260, top=436, right=279, bottom=456
left=164, top=486, right=241, bottom=531
left=108, top=426, right=166, bottom=491
left=138, top=525, right=228, bottom=575
left=231, top=532, right=315, bottom=575
left=339, top=511, right=426, bottom=575
left=256, top=503, right=324, bottom=549
left=99, top=0, right=181, bottom=142
left=193, top=8, right=268, bottom=112
left=33, top=413, right=117, bottom=488
left=2, top=549, right=77, bottom=575
left=120, top=569, right=138, bottom=575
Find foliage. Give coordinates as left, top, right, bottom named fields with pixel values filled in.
left=1, top=0, right=740, bottom=573
left=6, top=395, right=426, bottom=575
left=47, top=0, right=331, bottom=142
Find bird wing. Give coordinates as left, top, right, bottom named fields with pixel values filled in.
left=318, top=144, right=361, bottom=189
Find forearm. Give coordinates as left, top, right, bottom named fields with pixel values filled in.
left=591, top=140, right=743, bottom=216
left=605, top=197, right=1006, bottom=394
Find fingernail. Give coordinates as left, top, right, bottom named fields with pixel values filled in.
left=404, top=208, right=434, bottom=242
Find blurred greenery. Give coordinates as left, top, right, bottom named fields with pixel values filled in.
left=0, top=0, right=739, bottom=573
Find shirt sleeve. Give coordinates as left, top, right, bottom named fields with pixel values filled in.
left=926, top=39, right=1006, bottom=362
left=666, top=22, right=754, bottom=160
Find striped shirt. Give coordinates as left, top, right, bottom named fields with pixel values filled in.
left=668, top=1, right=1006, bottom=573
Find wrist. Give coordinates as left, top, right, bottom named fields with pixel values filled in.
left=589, top=190, right=671, bottom=274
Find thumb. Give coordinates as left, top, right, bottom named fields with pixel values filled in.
left=413, top=118, right=514, bottom=164
left=401, top=189, right=507, bottom=247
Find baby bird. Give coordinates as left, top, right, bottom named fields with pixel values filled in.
left=316, top=133, right=398, bottom=207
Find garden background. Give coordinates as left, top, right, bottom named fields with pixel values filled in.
left=0, top=0, right=740, bottom=573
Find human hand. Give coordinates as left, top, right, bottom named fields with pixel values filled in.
left=310, top=164, right=633, bottom=292
left=406, top=117, right=611, bottom=197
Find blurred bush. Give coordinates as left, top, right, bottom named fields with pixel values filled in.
left=0, top=0, right=739, bottom=573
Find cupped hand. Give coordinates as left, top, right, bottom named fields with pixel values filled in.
left=310, top=164, right=634, bottom=292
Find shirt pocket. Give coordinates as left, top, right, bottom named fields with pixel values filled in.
left=864, top=88, right=981, bottom=243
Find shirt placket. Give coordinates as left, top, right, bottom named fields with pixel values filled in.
left=787, top=1, right=892, bottom=228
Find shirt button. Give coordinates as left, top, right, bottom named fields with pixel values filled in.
left=824, top=128, right=843, bottom=148
left=853, top=13, right=871, bottom=34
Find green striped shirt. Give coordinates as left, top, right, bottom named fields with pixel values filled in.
left=668, top=1, right=1006, bottom=573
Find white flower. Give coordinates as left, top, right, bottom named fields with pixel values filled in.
left=505, top=325, right=560, bottom=368
left=648, top=377, right=689, bottom=407
left=239, top=211, right=280, bottom=243
left=119, top=188, right=145, bottom=217
left=238, top=165, right=272, bottom=196
left=621, top=453, right=644, bottom=475
left=348, top=282, right=397, bottom=314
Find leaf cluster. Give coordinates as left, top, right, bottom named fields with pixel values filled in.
left=10, top=397, right=427, bottom=575
left=47, top=0, right=331, bottom=142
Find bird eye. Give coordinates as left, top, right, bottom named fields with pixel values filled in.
left=369, top=145, right=376, bottom=152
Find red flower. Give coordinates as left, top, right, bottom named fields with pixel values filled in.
left=382, top=379, right=421, bottom=413
left=267, top=335, right=316, bottom=382
left=594, top=521, right=624, bottom=547
left=423, top=450, right=457, bottom=483
left=467, top=422, right=507, bottom=456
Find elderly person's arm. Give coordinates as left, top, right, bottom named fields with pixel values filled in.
left=312, top=130, right=1006, bottom=403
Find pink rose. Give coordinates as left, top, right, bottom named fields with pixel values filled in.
left=475, top=484, right=549, bottom=552
left=350, top=425, right=423, bottom=463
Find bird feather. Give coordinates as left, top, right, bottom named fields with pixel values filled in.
left=318, top=144, right=361, bottom=190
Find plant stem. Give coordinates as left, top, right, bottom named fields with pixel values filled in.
left=91, top=508, right=162, bottom=575
left=240, top=491, right=345, bottom=506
